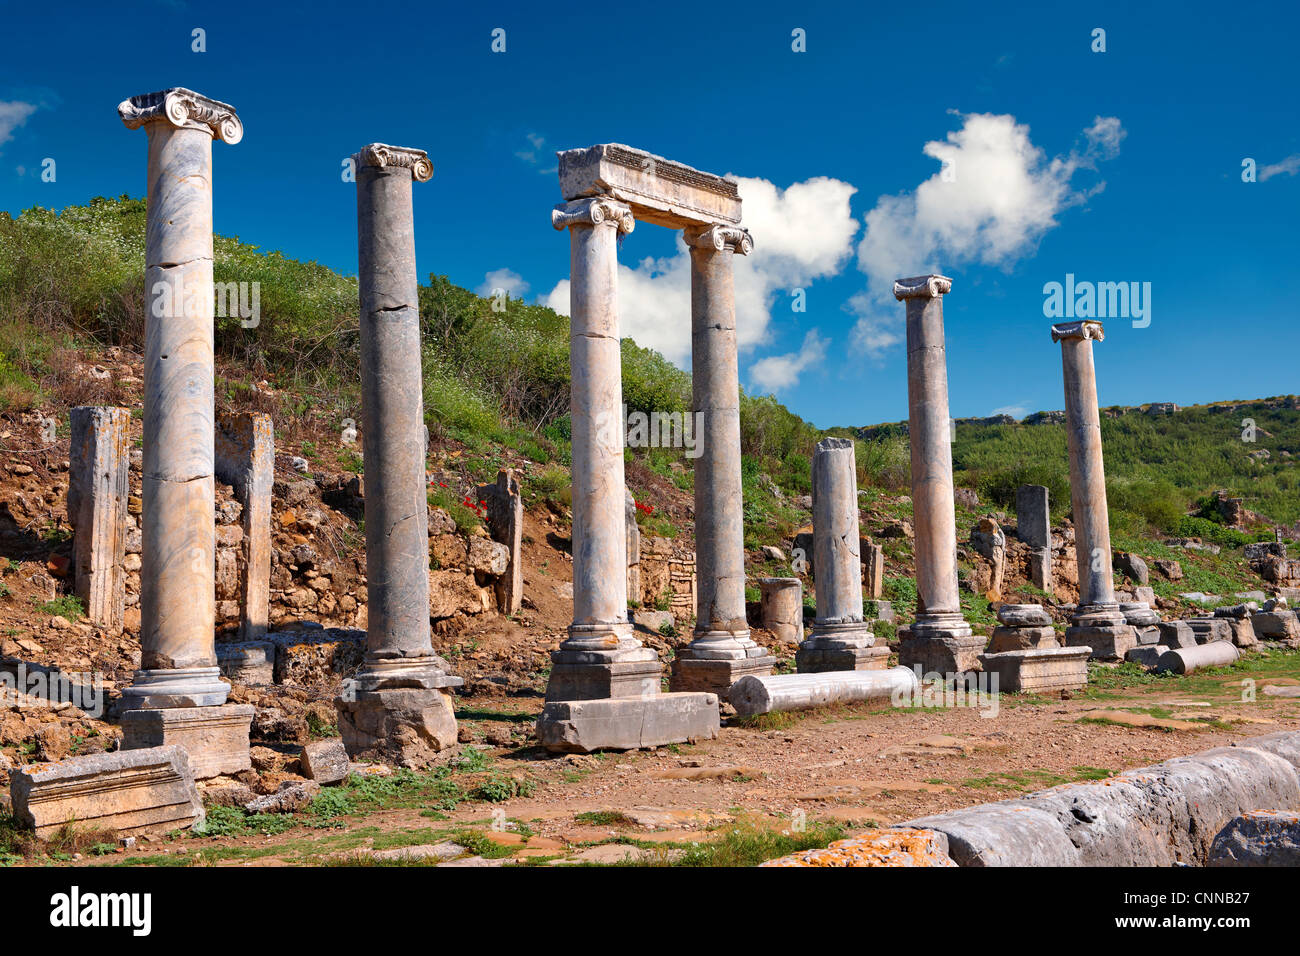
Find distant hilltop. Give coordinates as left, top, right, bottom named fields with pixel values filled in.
left=850, top=395, right=1300, bottom=441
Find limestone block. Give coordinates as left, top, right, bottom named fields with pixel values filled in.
left=795, top=643, right=891, bottom=673
left=1209, top=811, right=1300, bottom=867
left=862, top=542, right=884, bottom=599
left=1064, top=623, right=1136, bottom=660
left=10, top=745, right=203, bottom=838
left=762, top=828, right=956, bottom=867
left=1186, top=617, right=1233, bottom=644
left=987, top=625, right=1058, bottom=652
left=1254, top=610, right=1300, bottom=641
left=68, top=406, right=130, bottom=631
left=979, top=646, right=1089, bottom=693
left=1125, top=645, right=1165, bottom=668
left=467, top=537, right=510, bottom=578
left=728, top=667, right=919, bottom=717
left=1157, top=620, right=1197, bottom=648
left=759, top=577, right=803, bottom=644
left=1015, top=485, right=1050, bottom=549
left=336, top=687, right=458, bottom=768
left=120, top=704, right=254, bottom=779
left=901, top=803, right=1081, bottom=866
left=300, top=739, right=349, bottom=784
left=535, top=692, right=720, bottom=753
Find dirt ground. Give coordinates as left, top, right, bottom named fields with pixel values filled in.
left=75, top=648, right=1300, bottom=867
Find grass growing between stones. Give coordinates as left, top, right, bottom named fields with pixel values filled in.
left=959, top=766, right=1118, bottom=792
left=628, top=820, right=846, bottom=867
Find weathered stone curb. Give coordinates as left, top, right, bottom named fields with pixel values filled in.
left=1209, top=810, right=1300, bottom=866
left=761, top=732, right=1300, bottom=866
left=893, top=731, right=1300, bottom=866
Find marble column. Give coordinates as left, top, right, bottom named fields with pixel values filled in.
left=670, top=224, right=774, bottom=695
left=894, top=275, right=982, bottom=675
left=1052, top=320, right=1136, bottom=660
left=68, top=406, right=131, bottom=632
left=118, top=88, right=241, bottom=709
left=336, top=144, right=461, bottom=766
left=797, top=437, right=889, bottom=671
left=546, top=198, right=660, bottom=701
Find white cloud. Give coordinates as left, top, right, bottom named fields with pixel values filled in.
left=849, top=111, right=1124, bottom=361
left=476, top=267, right=530, bottom=299
left=749, top=329, right=828, bottom=393
left=0, top=101, right=38, bottom=148
left=543, top=175, right=859, bottom=368
left=990, top=403, right=1030, bottom=419
left=516, top=132, right=556, bottom=173
left=1260, top=153, right=1300, bottom=182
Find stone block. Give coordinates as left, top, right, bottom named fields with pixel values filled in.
left=978, top=646, right=1090, bottom=693
left=759, top=577, right=803, bottom=644
left=558, top=143, right=742, bottom=229
left=1064, top=623, right=1137, bottom=660
left=1015, top=485, right=1050, bottom=549
left=669, top=653, right=776, bottom=695
left=987, top=624, right=1058, bottom=652
left=300, top=739, right=349, bottom=785
left=1125, top=645, right=1165, bottom=668
left=268, top=626, right=365, bottom=686
left=215, top=411, right=273, bottom=640
left=728, top=666, right=919, bottom=717
left=335, top=687, right=458, bottom=769
left=1254, top=610, right=1300, bottom=641
left=120, top=704, right=254, bottom=779
left=535, top=692, right=720, bottom=753
left=897, top=630, right=986, bottom=674
left=795, top=643, right=891, bottom=672
left=1157, top=620, right=1197, bottom=648
left=1186, top=617, right=1233, bottom=644
left=11, top=746, right=203, bottom=838
left=862, top=543, right=884, bottom=599
left=476, top=469, right=523, bottom=614
left=902, top=803, right=1081, bottom=866
left=68, top=406, right=131, bottom=631
left=216, top=640, right=274, bottom=685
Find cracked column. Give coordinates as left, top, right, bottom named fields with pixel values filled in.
left=671, top=224, right=774, bottom=694
left=118, top=89, right=241, bottom=710
left=545, top=197, right=662, bottom=701
left=894, top=276, right=982, bottom=675
left=797, top=437, right=889, bottom=671
left=1053, top=320, right=1136, bottom=660
left=335, top=144, right=462, bottom=767
left=115, top=89, right=252, bottom=778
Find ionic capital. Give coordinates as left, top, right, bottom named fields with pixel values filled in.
left=551, top=197, right=635, bottom=234
left=118, top=88, right=243, bottom=144
left=1051, top=320, right=1106, bottom=343
left=686, top=224, right=753, bottom=256
left=353, top=143, right=433, bottom=182
left=893, top=274, right=952, bottom=300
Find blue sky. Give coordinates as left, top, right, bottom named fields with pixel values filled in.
left=2, top=0, right=1297, bottom=429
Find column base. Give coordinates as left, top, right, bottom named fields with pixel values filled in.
left=897, top=619, right=984, bottom=676
left=1072, top=603, right=1128, bottom=628
left=535, top=692, right=720, bottom=753
left=978, top=647, right=1091, bottom=694
left=119, top=667, right=230, bottom=710
left=334, top=687, right=458, bottom=769
left=120, top=704, right=254, bottom=779
left=1065, top=623, right=1138, bottom=660
left=668, top=651, right=776, bottom=694
left=546, top=638, right=662, bottom=701
left=350, top=655, right=463, bottom=692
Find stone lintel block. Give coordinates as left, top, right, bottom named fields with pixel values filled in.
left=897, top=630, right=986, bottom=676
left=546, top=657, right=663, bottom=702
left=987, top=625, right=1059, bottom=653
left=978, top=647, right=1090, bottom=694
left=335, top=687, right=457, bottom=769
left=1134, top=625, right=1162, bottom=646
left=215, top=640, right=274, bottom=685
left=536, top=693, right=720, bottom=753
left=1186, top=617, right=1233, bottom=644
left=1064, top=623, right=1137, bottom=661
left=668, top=653, right=776, bottom=695
left=557, top=143, right=742, bottom=229
left=11, top=745, right=203, bottom=839
left=120, top=704, right=254, bottom=780
left=796, top=644, right=892, bottom=673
